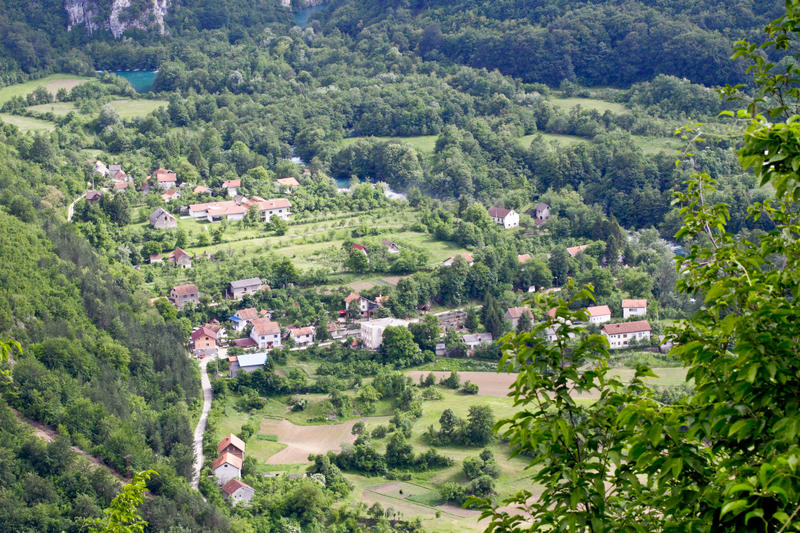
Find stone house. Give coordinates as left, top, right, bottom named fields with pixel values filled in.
left=221, top=479, right=255, bottom=506
left=149, top=207, right=177, bottom=229
left=229, top=278, right=263, bottom=299
left=218, top=434, right=246, bottom=458
left=505, top=306, right=534, bottom=329
left=169, top=284, right=199, bottom=308
left=213, top=452, right=242, bottom=485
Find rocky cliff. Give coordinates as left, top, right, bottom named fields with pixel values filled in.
left=65, top=0, right=169, bottom=39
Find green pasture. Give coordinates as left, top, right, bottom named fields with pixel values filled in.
left=0, top=74, right=91, bottom=105
left=0, top=113, right=56, bottom=132
left=27, top=102, right=78, bottom=117
left=109, top=98, right=168, bottom=119
left=550, top=96, right=629, bottom=114
left=342, top=135, right=438, bottom=153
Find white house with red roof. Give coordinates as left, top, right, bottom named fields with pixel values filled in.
left=221, top=479, right=255, bottom=506
left=289, top=326, right=315, bottom=347
left=343, top=292, right=381, bottom=318
left=152, top=168, right=177, bottom=189
left=213, top=452, right=242, bottom=485
left=488, top=206, right=520, bottom=229
left=222, top=179, right=241, bottom=197
left=601, top=320, right=651, bottom=349
left=218, top=434, right=246, bottom=458
left=249, top=318, right=281, bottom=349
left=622, top=299, right=648, bottom=319
left=585, top=305, right=612, bottom=324
left=252, top=198, right=291, bottom=221
left=191, top=325, right=218, bottom=356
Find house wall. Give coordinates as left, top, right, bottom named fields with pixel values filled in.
left=231, top=486, right=255, bottom=505
left=214, top=464, right=240, bottom=485
left=259, top=208, right=290, bottom=221
left=589, top=314, right=611, bottom=324
left=250, top=331, right=281, bottom=349
left=220, top=445, right=244, bottom=458
left=604, top=330, right=651, bottom=349
left=623, top=307, right=647, bottom=319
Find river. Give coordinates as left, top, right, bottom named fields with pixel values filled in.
left=100, top=70, right=158, bottom=93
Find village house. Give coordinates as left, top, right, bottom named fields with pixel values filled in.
left=601, top=320, right=652, bottom=349
left=161, top=188, right=180, bottom=202
left=276, top=177, right=300, bottom=192
left=222, top=179, right=241, bottom=197
left=360, top=317, right=410, bottom=350
left=517, top=253, right=531, bottom=264
left=567, top=244, right=590, bottom=258
left=622, top=299, right=648, bottom=319
left=253, top=198, right=291, bottom=221
left=532, top=202, right=551, bottom=225
left=436, top=309, right=465, bottom=330
left=463, top=332, right=493, bottom=353
left=249, top=318, right=281, bottom=349
left=218, top=434, right=246, bottom=458
left=188, top=197, right=291, bottom=223
left=442, top=253, right=474, bottom=266
left=169, top=283, right=199, bottom=308
left=382, top=240, right=401, bottom=254
left=228, top=307, right=262, bottom=332
left=153, top=168, right=177, bottom=189
left=488, top=206, right=520, bottom=229
left=193, top=184, right=210, bottom=195
left=149, top=207, right=177, bottom=229
left=352, top=243, right=368, bottom=256
left=213, top=452, right=242, bottom=485
left=221, top=479, right=255, bottom=506
left=228, top=352, right=268, bottom=377
left=585, top=305, right=612, bottom=324
left=505, top=306, right=534, bottom=329
left=149, top=254, right=162, bottom=264
left=113, top=181, right=131, bottom=192
left=289, top=326, right=315, bottom=347
left=229, top=277, right=263, bottom=299
left=86, top=190, right=102, bottom=204
left=167, top=248, right=193, bottom=268
left=94, top=160, right=110, bottom=177
left=343, top=292, right=381, bottom=318
left=191, top=325, right=218, bottom=356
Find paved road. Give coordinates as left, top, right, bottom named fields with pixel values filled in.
left=66, top=191, right=86, bottom=221
left=191, top=350, right=223, bottom=489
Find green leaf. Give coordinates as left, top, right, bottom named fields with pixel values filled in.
left=720, top=499, right=749, bottom=518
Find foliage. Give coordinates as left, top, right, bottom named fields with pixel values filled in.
left=87, top=470, right=155, bottom=533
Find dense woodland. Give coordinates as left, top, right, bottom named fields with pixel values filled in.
left=0, top=0, right=796, bottom=531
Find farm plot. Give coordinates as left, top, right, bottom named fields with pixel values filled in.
left=0, top=74, right=91, bottom=104
left=406, top=371, right=518, bottom=397
left=260, top=418, right=370, bottom=464
left=0, top=113, right=55, bottom=132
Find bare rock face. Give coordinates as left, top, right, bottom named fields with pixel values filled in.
left=65, top=0, right=169, bottom=39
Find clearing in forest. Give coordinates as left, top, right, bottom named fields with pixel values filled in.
left=0, top=74, right=91, bottom=104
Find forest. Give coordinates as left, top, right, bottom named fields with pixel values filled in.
left=0, top=0, right=797, bottom=531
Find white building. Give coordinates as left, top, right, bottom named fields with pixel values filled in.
left=462, top=333, right=493, bottom=352
left=228, top=352, right=268, bottom=377
left=360, top=318, right=409, bottom=350
left=249, top=318, right=281, bottom=349
left=253, top=198, right=291, bottom=221
left=289, top=326, right=315, bottom=347
left=585, top=305, right=612, bottom=324
left=601, top=320, right=651, bottom=349
left=622, top=299, right=648, bottom=319
left=488, top=206, right=520, bottom=229
left=213, top=452, right=242, bottom=485
left=221, top=479, right=255, bottom=506
left=223, top=179, right=241, bottom=197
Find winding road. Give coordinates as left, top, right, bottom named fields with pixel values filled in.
left=191, top=350, right=224, bottom=489
left=67, top=191, right=86, bottom=221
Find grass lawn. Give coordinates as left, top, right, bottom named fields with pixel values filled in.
left=610, top=366, right=689, bottom=388
left=0, top=74, right=92, bottom=105
left=342, top=135, right=438, bottom=153
left=0, top=113, right=55, bottom=132
left=27, top=102, right=78, bottom=117
left=109, top=98, right=168, bottom=119
left=631, top=134, right=684, bottom=154
left=517, top=132, right=587, bottom=148
left=550, top=96, right=628, bottom=114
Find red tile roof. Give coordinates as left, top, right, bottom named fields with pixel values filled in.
left=218, top=433, right=246, bottom=454
left=233, top=337, right=257, bottom=348
left=488, top=205, right=512, bottom=218
left=251, top=317, right=280, bottom=336
left=622, top=299, right=648, bottom=308
left=506, top=306, right=533, bottom=319
left=236, top=308, right=259, bottom=321
left=567, top=244, right=589, bottom=258
left=344, top=292, right=361, bottom=305
left=352, top=243, right=367, bottom=254
left=212, top=452, right=242, bottom=470
left=291, top=327, right=315, bottom=337
left=223, top=179, right=241, bottom=188
left=193, top=185, right=209, bottom=194
left=221, top=478, right=253, bottom=495
left=253, top=198, right=291, bottom=210
left=517, top=253, right=531, bottom=263
left=171, top=283, right=198, bottom=296
left=276, top=177, right=300, bottom=187
left=586, top=305, right=611, bottom=317
left=191, top=326, right=218, bottom=340
left=601, top=320, right=651, bottom=335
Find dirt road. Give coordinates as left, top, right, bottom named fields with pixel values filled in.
left=191, top=350, right=223, bottom=489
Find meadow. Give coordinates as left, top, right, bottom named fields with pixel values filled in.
left=0, top=74, right=91, bottom=104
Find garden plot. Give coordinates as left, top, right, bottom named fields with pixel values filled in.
left=260, top=418, right=365, bottom=464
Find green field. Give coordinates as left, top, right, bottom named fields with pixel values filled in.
left=550, top=96, right=629, bottom=114
left=342, top=135, right=439, bottom=153
left=27, top=102, right=79, bottom=117
left=0, top=74, right=92, bottom=105
left=0, top=113, right=55, bottom=132
left=109, top=98, right=168, bottom=119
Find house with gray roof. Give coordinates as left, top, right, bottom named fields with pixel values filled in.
left=228, top=278, right=263, bottom=299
